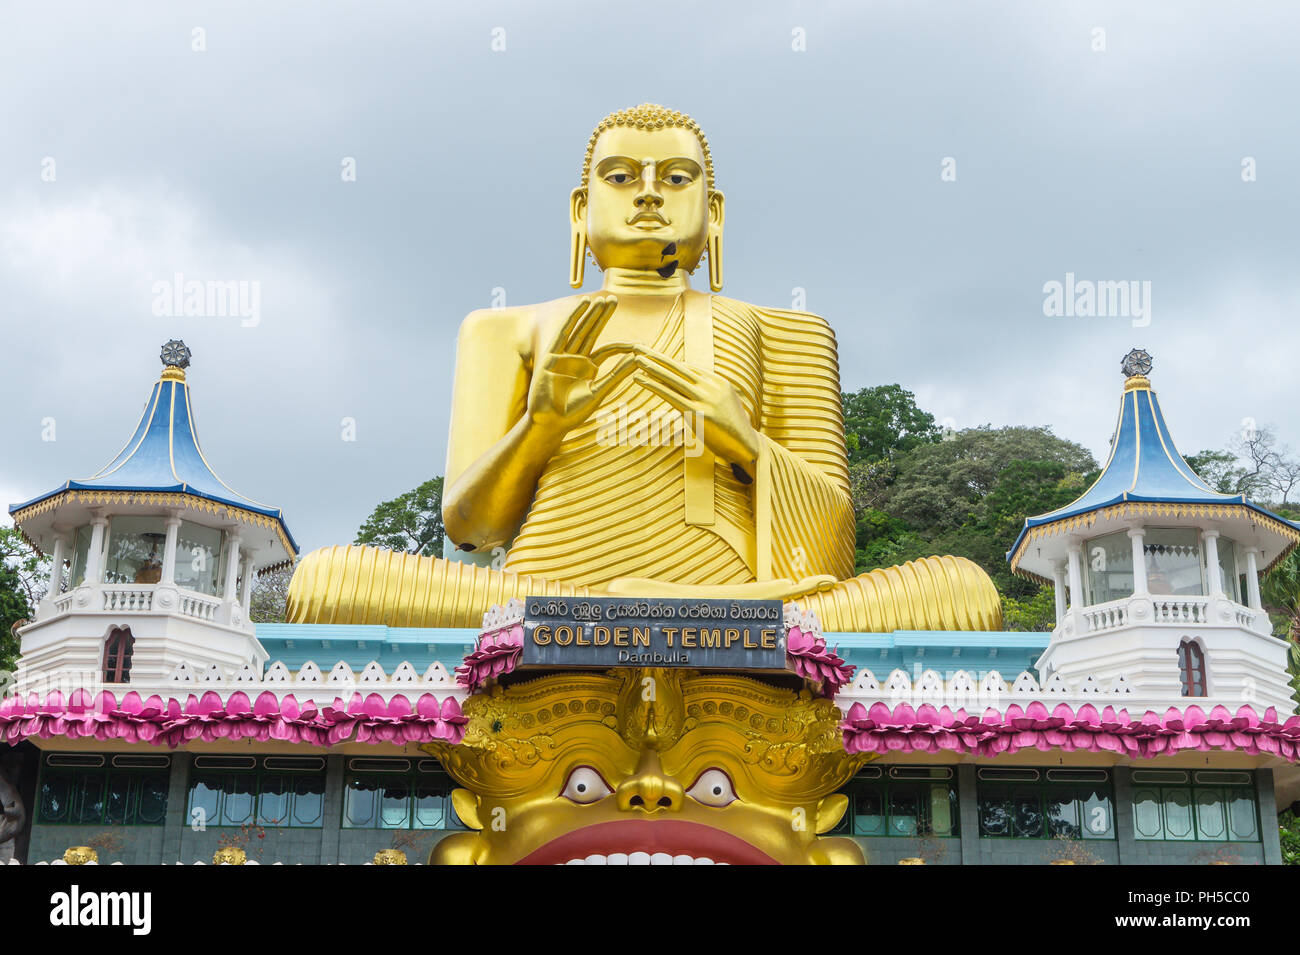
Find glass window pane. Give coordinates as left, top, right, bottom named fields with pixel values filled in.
left=1144, top=528, right=1203, bottom=596
left=1085, top=531, right=1133, bottom=605
left=979, top=792, right=1010, bottom=836
left=137, top=776, right=169, bottom=825
left=344, top=777, right=379, bottom=828
left=413, top=784, right=447, bottom=829
left=292, top=775, right=325, bottom=827
left=188, top=775, right=221, bottom=827
left=258, top=774, right=289, bottom=826
left=40, top=773, right=71, bottom=822
left=1046, top=791, right=1080, bottom=839
left=1217, top=538, right=1239, bottom=602
left=1227, top=790, right=1258, bottom=841
left=1082, top=789, right=1113, bottom=839
left=104, top=773, right=134, bottom=825
left=379, top=781, right=411, bottom=829
left=70, top=525, right=92, bottom=587
left=1195, top=788, right=1226, bottom=840
left=1012, top=790, right=1043, bottom=838
left=888, top=786, right=919, bottom=836
left=104, top=516, right=167, bottom=585
left=73, top=773, right=105, bottom=824
left=853, top=789, right=885, bottom=836
left=1163, top=788, right=1195, bottom=840
left=928, top=784, right=955, bottom=836
left=221, top=773, right=255, bottom=826
left=1133, top=788, right=1163, bottom=839
left=173, top=521, right=227, bottom=596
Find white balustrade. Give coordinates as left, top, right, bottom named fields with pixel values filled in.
left=1151, top=595, right=1209, bottom=624
left=102, top=587, right=153, bottom=612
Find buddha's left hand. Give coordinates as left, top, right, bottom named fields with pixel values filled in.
left=631, top=346, right=760, bottom=471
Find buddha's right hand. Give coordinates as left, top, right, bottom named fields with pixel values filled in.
left=527, top=295, right=637, bottom=438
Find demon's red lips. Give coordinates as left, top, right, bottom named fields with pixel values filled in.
left=515, top=819, right=778, bottom=865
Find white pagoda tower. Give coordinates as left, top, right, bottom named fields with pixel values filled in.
left=1008, top=349, right=1300, bottom=713
left=8, top=341, right=298, bottom=692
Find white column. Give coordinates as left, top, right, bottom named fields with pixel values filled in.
left=47, top=534, right=67, bottom=598
left=223, top=533, right=242, bottom=602
left=1127, top=526, right=1148, bottom=596
left=1203, top=529, right=1224, bottom=598
left=1051, top=560, right=1068, bottom=623
left=239, top=556, right=255, bottom=614
left=1066, top=542, right=1084, bottom=611
left=85, top=515, right=109, bottom=584
left=1245, top=548, right=1263, bottom=610
left=160, top=513, right=182, bottom=586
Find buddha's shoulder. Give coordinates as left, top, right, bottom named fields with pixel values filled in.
left=711, top=294, right=837, bottom=343
left=457, top=293, right=594, bottom=337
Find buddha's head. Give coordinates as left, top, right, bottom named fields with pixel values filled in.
left=571, top=104, right=725, bottom=290
left=423, top=667, right=868, bottom=865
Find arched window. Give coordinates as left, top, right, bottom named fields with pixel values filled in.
left=1178, top=639, right=1206, bottom=697
left=103, top=627, right=134, bottom=683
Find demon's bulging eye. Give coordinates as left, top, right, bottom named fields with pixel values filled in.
left=561, top=766, right=613, bottom=804
left=687, top=769, right=737, bottom=807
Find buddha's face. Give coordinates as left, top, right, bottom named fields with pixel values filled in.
left=578, top=125, right=722, bottom=277
left=425, top=670, right=866, bottom=865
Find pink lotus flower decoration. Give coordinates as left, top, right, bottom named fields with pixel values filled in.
left=786, top=626, right=854, bottom=696
left=0, top=689, right=467, bottom=749
left=455, top=623, right=524, bottom=691
left=840, top=700, right=1300, bottom=761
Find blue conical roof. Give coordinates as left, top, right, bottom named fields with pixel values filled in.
left=9, top=342, right=298, bottom=557
left=1008, top=351, right=1299, bottom=572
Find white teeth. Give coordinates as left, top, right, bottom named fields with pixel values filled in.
left=558, top=853, right=724, bottom=865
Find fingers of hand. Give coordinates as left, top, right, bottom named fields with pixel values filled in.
left=542, top=354, right=597, bottom=379
left=566, top=295, right=619, bottom=355
left=634, top=354, right=700, bottom=399
left=590, top=354, right=639, bottom=403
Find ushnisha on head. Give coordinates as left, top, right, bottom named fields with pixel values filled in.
left=570, top=104, right=724, bottom=291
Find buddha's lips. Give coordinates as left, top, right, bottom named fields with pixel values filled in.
left=515, top=819, right=778, bottom=866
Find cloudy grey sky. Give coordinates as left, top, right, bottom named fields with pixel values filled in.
left=2, top=0, right=1297, bottom=555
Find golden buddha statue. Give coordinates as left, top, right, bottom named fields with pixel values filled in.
left=287, top=104, right=1000, bottom=633
left=422, top=667, right=869, bottom=865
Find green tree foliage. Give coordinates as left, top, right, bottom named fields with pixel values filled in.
left=1281, top=809, right=1300, bottom=865
left=1184, top=450, right=1245, bottom=494
left=1002, top=589, right=1059, bottom=632
left=854, top=425, right=1099, bottom=605
left=354, top=478, right=445, bottom=557
left=842, top=385, right=940, bottom=466
left=0, top=526, right=47, bottom=677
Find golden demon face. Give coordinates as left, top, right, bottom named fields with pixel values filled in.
left=424, top=668, right=867, bottom=865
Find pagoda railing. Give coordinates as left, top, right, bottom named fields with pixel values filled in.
left=1150, top=595, right=1210, bottom=625
left=102, top=586, right=153, bottom=613
left=81, top=585, right=221, bottom=622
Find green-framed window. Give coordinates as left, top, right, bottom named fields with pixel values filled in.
left=187, top=755, right=325, bottom=829
left=834, top=767, right=959, bottom=837
left=977, top=768, right=1115, bottom=840
left=1131, top=770, right=1258, bottom=842
left=342, top=758, right=464, bottom=830
left=37, top=753, right=171, bottom=826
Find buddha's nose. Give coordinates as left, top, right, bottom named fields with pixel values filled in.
left=634, top=167, right=663, bottom=209
left=616, top=750, right=683, bottom=813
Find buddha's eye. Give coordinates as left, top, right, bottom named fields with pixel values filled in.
left=561, top=766, right=613, bottom=804
left=663, top=172, right=692, bottom=186
left=687, top=769, right=737, bottom=808
left=604, top=172, right=635, bottom=185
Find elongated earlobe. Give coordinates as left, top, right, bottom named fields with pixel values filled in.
left=707, top=190, right=725, bottom=291
left=570, top=187, right=588, bottom=288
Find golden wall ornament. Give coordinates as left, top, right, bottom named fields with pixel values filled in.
left=63, top=846, right=98, bottom=865
left=371, top=849, right=408, bottom=865
left=422, top=667, right=870, bottom=865
left=212, top=846, right=247, bottom=865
